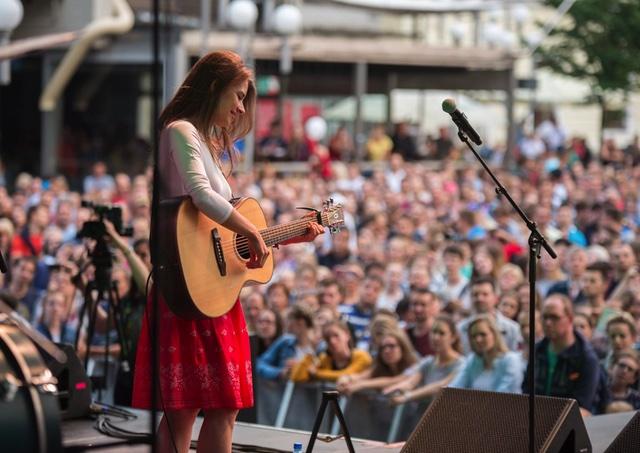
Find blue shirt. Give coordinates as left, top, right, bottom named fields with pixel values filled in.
left=256, top=334, right=298, bottom=380
left=339, top=304, right=373, bottom=351
left=449, top=351, right=524, bottom=393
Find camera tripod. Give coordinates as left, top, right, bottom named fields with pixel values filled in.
left=73, top=237, right=130, bottom=402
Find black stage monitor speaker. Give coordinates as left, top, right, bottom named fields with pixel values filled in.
left=604, top=411, right=640, bottom=453
left=401, top=388, right=591, bottom=453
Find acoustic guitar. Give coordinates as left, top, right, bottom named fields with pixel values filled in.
left=155, top=196, right=344, bottom=319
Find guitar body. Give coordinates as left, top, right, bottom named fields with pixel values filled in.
left=155, top=196, right=274, bottom=319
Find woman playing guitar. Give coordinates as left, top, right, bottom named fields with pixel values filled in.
left=131, top=50, right=323, bottom=453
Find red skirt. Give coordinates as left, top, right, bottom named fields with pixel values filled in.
left=132, top=288, right=253, bottom=410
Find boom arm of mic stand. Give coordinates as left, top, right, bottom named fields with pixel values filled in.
left=456, top=130, right=557, bottom=259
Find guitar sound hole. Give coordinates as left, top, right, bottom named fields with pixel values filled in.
left=235, top=235, right=250, bottom=260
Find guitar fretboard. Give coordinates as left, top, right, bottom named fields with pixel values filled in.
left=259, top=212, right=331, bottom=246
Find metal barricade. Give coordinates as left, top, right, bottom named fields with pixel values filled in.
left=255, top=378, right=335, bottom=432
left=255, top=378, right=431, bottom=441
left=341, top=390, right=397, bottom=441
left=255, top=377, right=287, bottom=426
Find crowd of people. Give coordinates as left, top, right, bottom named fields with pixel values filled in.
left=1, top=115, right=640, bottom=423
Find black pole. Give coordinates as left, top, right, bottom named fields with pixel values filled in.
left=528, top=234, right=542, bottom=453
left=454, top=129, right=556, bottom=453
left=150, top=0, right=161, bottom=450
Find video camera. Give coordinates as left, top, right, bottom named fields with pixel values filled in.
left=77, top=201, right=133, bottom=240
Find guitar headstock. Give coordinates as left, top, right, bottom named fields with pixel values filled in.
left=321, top=198, right=345, bottom=234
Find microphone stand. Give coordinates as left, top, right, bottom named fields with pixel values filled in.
left=455, top=129, right=556, bottom=453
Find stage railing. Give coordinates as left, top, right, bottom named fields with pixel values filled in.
left=255, top=378, right=429, bottom=442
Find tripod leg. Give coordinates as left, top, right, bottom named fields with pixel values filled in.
left=84, top=288, right=99, bottom=373
left=330, top=398, right=355, bottom=453
left=102, top=289, right=111, bottom=400
left=306, top=398, right=330, bottom=453
left=74, top=289, right=89, bottom=351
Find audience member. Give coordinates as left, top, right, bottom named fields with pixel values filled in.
left=604, top=314, right=637, bottom=368
left=405, top=288, right=440, bottom=356
left=337, top=328, right=417, bottom=395
left=340, top=275, right=384, bottom=351
left=607, top=350, right=640, bottom=410
left=523, top=294, right=600, bottom=416
left=583, top=262, right=618, bottom=332
left=365, top=124, right=393, bottom=161
left=35, top=290, right=75, bottom=343
left=386, top=314, right=464, bottom=405
left=457, top=277, right=522, bottom=353
left=256, top=304, right=316, bottom=381
left=450, top=315, right=523, bottom=393
left=290, top=320, right=372, bottom=382
left=252, top=308, right=284, bottom=357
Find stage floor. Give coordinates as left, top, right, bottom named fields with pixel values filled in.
left=62, top=408, right=637, bottom=452
left=62, top=408, right=403, bottom=452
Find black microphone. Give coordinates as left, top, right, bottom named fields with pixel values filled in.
left=442, top=98, right=482, bottom=146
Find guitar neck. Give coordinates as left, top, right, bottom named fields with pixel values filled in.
left=260, top=212, right=328, bottom=247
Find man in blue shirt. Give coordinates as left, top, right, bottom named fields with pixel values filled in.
left=522, top=294, right=601, bottom=416
left=339, top=275, right=384, bottom=351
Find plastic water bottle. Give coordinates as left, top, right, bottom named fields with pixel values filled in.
left=293, top=442, right=303, bottom=453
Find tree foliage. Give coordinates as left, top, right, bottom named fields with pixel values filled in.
left=539, top=0, right=640, bottom=96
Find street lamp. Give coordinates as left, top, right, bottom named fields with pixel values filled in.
left=449, top=22, right=466, bottom=47
left=0, top=0, right=24, bottom=85
left=497, top=29, right=516, bottom=50
left=483, top=21, right=502, bottom=48
left=273, top=3, right=302, bottom=123
left=227, top=0, right=258, bottom=172
left=512, top=4, right=529, bottom=38
left=227, top=0, right=258, bottom=61
left=525, top=30, right=544, bottom=130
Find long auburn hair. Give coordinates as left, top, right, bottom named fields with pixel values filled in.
left=371, top=328, right=418, bottom=378
left=159, top=50, right=256, bottom=174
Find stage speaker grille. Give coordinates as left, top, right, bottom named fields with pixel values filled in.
left=401, top=388, right=591, bottom=453
left=604, top=411, right=640, bottom=453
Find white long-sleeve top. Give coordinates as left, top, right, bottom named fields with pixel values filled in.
left=158, top=120, right=234, bottom=223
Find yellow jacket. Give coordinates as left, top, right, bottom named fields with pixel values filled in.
left=290, top=349, right=372, bottom=383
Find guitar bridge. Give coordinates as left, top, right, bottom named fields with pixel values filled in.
left=211, top=228, right=226, bottom=276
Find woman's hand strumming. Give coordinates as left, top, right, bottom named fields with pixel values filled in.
left=246, top=230, right=270, bottom=269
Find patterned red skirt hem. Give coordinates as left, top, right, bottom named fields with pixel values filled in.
left=132, top=288, right=253, bottom=410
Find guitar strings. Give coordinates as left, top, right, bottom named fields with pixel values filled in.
left=221, top=219, right=312, bottom=255
left=218, top=216, right=323, bottom=256
left=217, top=212, right=335, bottom=257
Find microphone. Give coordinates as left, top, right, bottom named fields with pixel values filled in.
left=442, top=98, right=482, bottom=146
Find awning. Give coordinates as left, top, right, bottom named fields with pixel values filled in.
left=182, top=31, right=514, bottom=71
